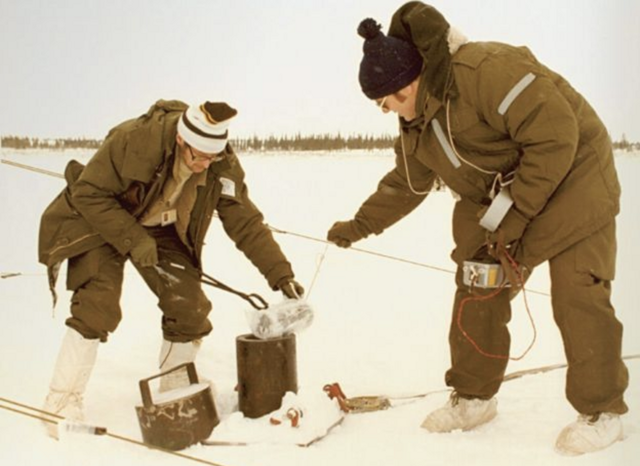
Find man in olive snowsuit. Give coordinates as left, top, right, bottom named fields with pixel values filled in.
left=327, top=2, right=628, bottom=455
left=39, top=100, right=304, bottom=438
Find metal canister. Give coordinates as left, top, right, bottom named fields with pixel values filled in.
left=135, top=362, right=219, bottom=451
left=236, top=333, right=297, bottom=418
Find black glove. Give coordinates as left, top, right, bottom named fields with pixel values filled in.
left=130, top=236, right=158, bottom=267
left=327, top=220, right=369, bottom=248
left=277, top=278, right=305, bottom=299
left=485, top=207, right=529, bottom=259
left=484, top=207, right=530, bottom=297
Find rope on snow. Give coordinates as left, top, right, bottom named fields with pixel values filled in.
left=0, top=396, right=234, bottom=466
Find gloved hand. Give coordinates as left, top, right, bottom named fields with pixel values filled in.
left=277, top=278, right=305, bottom=299
left=130, top=235, right=158, bottom=267
left=327, top=220, right=369, bottom=249
left=485, top=207, right=529, bottom=259
left=484, top=206, right=530, bottom=296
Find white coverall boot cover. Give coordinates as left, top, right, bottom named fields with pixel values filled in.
left=555, top=413, right=623, bottom=455
left=421, top=394, right=498, bottom=433
left=43, top=328, right=99, bottom=439
left=158, top=339, right=201, bottom=392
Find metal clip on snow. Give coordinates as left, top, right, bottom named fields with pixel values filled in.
left=269, top=407, right=303, bottom=427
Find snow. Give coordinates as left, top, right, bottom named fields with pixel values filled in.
left=0, top=149, right=639, bottom=466
left=208, top=389, right=344, bottom=447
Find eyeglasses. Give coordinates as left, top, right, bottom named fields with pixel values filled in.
left=376, top=96, right=389, bottom=112
left=186, top=144, right=226, bottom=163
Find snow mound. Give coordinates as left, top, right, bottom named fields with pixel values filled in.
left=206, top=388, right=344, bottom=447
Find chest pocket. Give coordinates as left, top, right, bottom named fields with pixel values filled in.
left=449, top=106, right=482, bottom=134
left=448, top=101, right=513, bottom=153
left=416, top=114, right=496, bottom=202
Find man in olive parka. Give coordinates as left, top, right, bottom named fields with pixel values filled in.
left=327, top=2, right=628, bottom=456
left=39, top=99, right=304, bottom=438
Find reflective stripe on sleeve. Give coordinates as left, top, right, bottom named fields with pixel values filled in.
left=498, top=72, right=536, bottom=116
left=431, top=119, right=461, bottom=169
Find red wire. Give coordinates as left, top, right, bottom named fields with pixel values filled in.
left=456, top=247, right=537, bottom=361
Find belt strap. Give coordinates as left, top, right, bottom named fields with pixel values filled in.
left=479, top=189, right=514, bottom=232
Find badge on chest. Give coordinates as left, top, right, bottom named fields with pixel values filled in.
left=161, top=209, right=178, bottom=226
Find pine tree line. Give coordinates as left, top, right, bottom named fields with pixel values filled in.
left=614, top=134, right=639, bottom=152
left=2, top=134, right=638, bottom=152
left=1, top=136, right=101, bottom=150
left=1, top=134, right=397, bottom=152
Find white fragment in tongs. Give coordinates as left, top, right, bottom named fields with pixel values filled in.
left=245, top=299, right=315, bottom=340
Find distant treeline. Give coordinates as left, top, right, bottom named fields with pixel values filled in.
left=1, top=134, right=396, bottom=152
left=2, top=134, right=638, bottom=152
left=1, top=136, right=101, bottom=150
left=614, top=137, right=640, bottom=152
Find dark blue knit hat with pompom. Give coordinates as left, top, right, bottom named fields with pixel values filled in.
left=357, top=18, right=423, bottom=100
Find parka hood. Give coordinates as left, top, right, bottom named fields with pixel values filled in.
left=388, top=2, right=451, bottom=101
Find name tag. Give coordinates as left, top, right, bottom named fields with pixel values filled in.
left=161, top=209, right=177, bottom=226
left=220, top=177, right=236, bottom=197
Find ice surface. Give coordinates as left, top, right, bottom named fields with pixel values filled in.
left=1, top=150, right=638, bottom=466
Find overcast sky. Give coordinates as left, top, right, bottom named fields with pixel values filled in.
left=1, top=0, right=638, bottom=141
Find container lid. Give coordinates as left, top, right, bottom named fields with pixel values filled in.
left=147, top=382, right=211, bottom=406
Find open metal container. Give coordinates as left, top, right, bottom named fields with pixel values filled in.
left=135, top=362, right=219, bottom=450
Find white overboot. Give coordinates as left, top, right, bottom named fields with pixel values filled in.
left=158, top=339, right=201, bottom=392
left=421, top=393, right=498, bottom=433
left=43, top=328, right=99, bottom=439
left=555, top=413, right=623, bottom=455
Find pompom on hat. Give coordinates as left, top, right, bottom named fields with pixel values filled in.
left=177, top=102, right=237, bottom=154
left=357, top=18, right=423, bottom=100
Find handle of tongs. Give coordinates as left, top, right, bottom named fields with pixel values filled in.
left=199, top=270, right=269, bottom=310
left=157, top=261, right=269, bottom=310
left=244, top=293, right=269, bottom=310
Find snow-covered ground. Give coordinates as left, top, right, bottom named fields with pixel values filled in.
left=1, top=149, right=638, bottom=466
